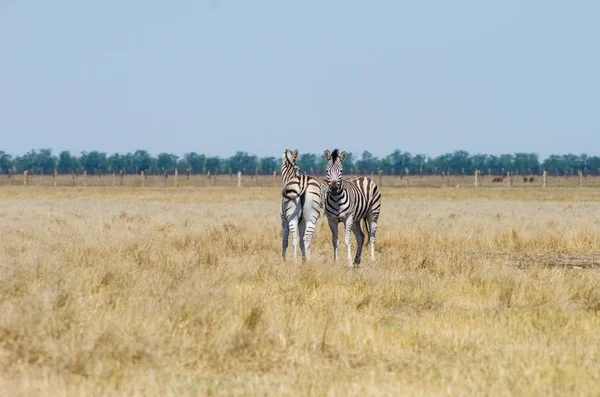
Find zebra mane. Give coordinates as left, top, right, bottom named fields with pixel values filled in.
left=331, top=149, right=339, bottom=162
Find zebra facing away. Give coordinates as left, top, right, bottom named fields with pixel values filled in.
left=280, top=149, right=324, bottom=262
left=324, top=149, right=382, bottom=267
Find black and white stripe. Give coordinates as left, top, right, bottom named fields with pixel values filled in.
left=323, top=149, right=382, bottom=267
left=280, top=149, right=324, bottom=262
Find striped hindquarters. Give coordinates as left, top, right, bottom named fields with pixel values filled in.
left=283, top=175, right=318, bottom=200
left=297, top=176, right=322, bottom=225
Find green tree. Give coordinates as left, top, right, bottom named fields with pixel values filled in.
left=588, top=156, right=600, bottom=173
left=205, top=156, right=222, bottom=173
left=514, top=153, right=539, bottom=173
left=36, top=149, right=57, bottom=173
left=184, top=152, right=206, bottom=173
left=388, top=150, right=413, bottom=173
left=106, top=153, right=125, bottom=172
left=0, top=151, right=13, bottom=172
left=449, top=150, right=471, bottom=173
left=81, top=151, right=107, bottom=173
left=229, top=151, right=257, bottom=173
left=133, top=150, right=153, bottom=172
left=412, top=154, right=427, bottom=173
left=157, top=153, right=179, bottom=171
left=58, top=151, right=80, bottom=173
left=297, top=153, right=317, bottom=174
left=14, top=150, right=42, bottom=173
left=259, top=157, right=277, bottom=174
left=356, top=151, right=378, bottom=174
left=378, top=156, right=392, bottom=174
left=177, top=158, right=190, bottom=172
left=498, top=154, right=514, bottom=173
left=471, top=154, right=488, bottom=173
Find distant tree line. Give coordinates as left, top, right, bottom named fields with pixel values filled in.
left=1, top=149, right=600, bottom=176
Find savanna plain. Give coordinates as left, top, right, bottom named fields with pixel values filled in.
left=2, top=178, right=600, bottom=396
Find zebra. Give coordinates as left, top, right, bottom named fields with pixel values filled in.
left=280, top=149, right=324, bottom=262
left=323, top=149, right=382, bottom=267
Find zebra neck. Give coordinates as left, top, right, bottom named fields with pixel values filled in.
left=281, top=167, right=295, bottom=186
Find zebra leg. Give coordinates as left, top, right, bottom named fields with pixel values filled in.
left=298, top=219, right=307, bottom=262
left=352, top=220, right=365, bottom=266
left=281, top=217, right=289, bottom=262
left=344, top=216, right=354, bottom=268
left=289, top=218, right=299, bottom=263
left=302, top=204, right=320, bottom=262
left=303, top=219, right=318, bottom=262
left=328, top=218, right=339, bottom=262
left=368, top=212, right=379, bottom=263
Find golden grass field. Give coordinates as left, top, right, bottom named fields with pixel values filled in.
left=2, top=179, right=600, bottom=396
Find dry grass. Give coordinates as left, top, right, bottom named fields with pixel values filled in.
left=1, top=185, right=600, bottom=396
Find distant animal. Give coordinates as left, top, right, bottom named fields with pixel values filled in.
left=492, top=177, right=504, bottom=183
left=323, top=149, right=382, bottom=267
left=280, top=149, right=323, bottom=262
left=523, top=176, right=528, bottom=183
left=529, top=176, right=535, bottom=183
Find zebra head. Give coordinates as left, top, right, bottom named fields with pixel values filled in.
left=324, top=149, right=347, bottom=193
left=282, top=149, right=301, bottom=178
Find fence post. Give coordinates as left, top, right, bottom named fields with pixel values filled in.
left=175, top=169, right=178, bottom=187
left=24, top=170, right=28, bottom=186
left=420, top=167, right=423, bottom=179
left=507, top=172, right=512, bottom=187
left=72, top=173, right=76, bottom=186
left=53, top=169, right=57, bottom=187
left=273, top=171, right=277, bottom=180
left=405, top=168, right=409, bottom=187
left=141, top=171, right=145, bottom=187
left=237, top=171, right=242, bottom=188
left=164, top=170, right=168, bottom=186
left=542, top=170, right=547, bottom=188
left=186, top=168, right=190, bottom=181
left=120, top=169, right=124, bottom=186
left=256, top=168, right=260, bottom=186
left=83, top=171, right=87, bottom=187
left=578, top=170, right=582, bottom=188
left=378, top=170, right=383, bottom=187
left=6, top=173, right=10, bottom=186
left=474, top=169, right=479, bottom=188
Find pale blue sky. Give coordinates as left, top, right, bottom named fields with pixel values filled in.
left=1, top=1, right=598, bottom=159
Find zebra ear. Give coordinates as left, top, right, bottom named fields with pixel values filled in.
left=324, top=150, right=331, bottom=160
left=339, top=151, right=347, bottom=161
left=293, top=149, right=299, bottom=160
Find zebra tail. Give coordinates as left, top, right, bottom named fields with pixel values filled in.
left=319, top=183, right=329, bottom=208
left=282, top=186, right=301, bottom=200
left=363, top=217, right=370, bottom=246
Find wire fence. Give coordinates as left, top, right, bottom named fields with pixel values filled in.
left=6, top=170, right=600, bottom=189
